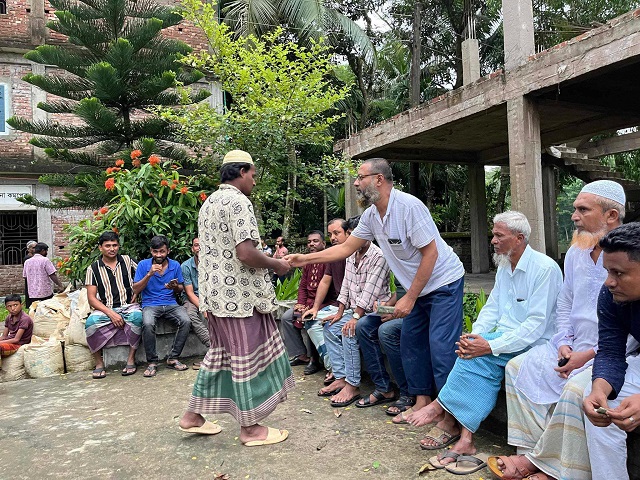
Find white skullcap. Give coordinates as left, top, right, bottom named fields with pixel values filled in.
left=222, top=149, right=253, bottom=165
left=580, top=180, right=626, bottom=206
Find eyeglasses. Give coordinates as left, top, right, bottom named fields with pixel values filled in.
left=355, top=173, right=381, bottom=181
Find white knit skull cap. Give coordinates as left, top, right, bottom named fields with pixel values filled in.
left=580, top=180, right=626, bottom=206
left=222, top=150, right=253, bottom=165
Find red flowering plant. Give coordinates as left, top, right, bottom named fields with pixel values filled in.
left=63, top=141, right=215, bottom=283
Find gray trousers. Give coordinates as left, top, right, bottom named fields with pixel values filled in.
left=280, top=307, right=308, bottom=358
left=184, top=300, right=210, bottom=348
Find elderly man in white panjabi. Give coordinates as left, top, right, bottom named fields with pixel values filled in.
left=488, top=180, right=625, bottom=480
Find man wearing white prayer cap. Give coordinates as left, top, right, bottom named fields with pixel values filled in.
left=488, top=180, right=625, bottom=480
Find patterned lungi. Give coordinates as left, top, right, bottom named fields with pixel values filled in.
left=84, top=305, right=143, bottom=354
left=187, top=309, right=295, bottom=426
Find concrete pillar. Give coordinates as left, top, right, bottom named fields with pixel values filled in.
left=502, top=0, right=535, bottom=71
left=507, top=96, right=545, bottom=252
left=34, top=183, right=53, bottom=252
left=542, top=164, right=559, bottom=260
left=462, top=39, right=481, bottom=85
left=30, top=0, right=46, bottom=46
left=344, top=172, right=361, bottom=220
left=469, top=164, right=490, bottom=272
left=461, top=38, right=489, bottom=272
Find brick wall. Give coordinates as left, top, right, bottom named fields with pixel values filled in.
left=0, top=265, right=26, bottom=296
left=0, top=62, right=35, bottom=160
left=0, top=0, right=31, bottom=48
left=49, top=186, right=92, bottom=259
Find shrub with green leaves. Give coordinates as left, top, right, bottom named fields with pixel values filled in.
left=61, top=142, right=214, bottom=283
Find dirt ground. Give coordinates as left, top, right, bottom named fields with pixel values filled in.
left=0, top=359, right=512, bottom=479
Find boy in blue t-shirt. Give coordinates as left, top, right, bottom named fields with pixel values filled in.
left=133, top=235, right=192, bottom=377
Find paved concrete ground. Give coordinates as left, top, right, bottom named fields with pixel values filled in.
left=0, top=359, right=511, bottom=480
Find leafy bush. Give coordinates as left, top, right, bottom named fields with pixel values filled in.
left=463, top=288, right=487, bottom=333
left=275, top=269, right=302, bottom=301
left=60, top=141, right=215, bottom=283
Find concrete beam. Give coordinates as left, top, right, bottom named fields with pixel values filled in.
left=336, top=11, right=640, bottom=159
left=580, top=129, right=640, bottom=157
left=507, top=96, right=545, bottom=252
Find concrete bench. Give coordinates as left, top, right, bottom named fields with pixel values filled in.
left=103, top=316, right=208, bottom=367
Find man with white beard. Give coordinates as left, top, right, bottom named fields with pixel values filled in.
left=488, top=180, right=625, bottom=480
left=407, top=211, right=563, bottom=474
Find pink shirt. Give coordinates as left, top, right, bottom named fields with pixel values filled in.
left=273, top=245, right=288, bottom=259
left=23, top=253, right=57, bottom=298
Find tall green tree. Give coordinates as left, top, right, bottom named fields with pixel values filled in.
left=165, top=0, right=352, bottom=237
left=8, top=0, right=209, bottom=174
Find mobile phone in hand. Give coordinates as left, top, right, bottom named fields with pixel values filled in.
left=558, top=357, right=569, bottom=367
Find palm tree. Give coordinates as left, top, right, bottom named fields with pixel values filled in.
left=222, top=0, right=375, bottom=64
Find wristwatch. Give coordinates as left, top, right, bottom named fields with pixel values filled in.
left=352, top=312, right=361, bottom=320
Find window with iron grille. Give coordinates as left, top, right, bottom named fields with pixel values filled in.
left=0, top=212, right=38, bottom=265
left=0, top=0, right=6, bottom=15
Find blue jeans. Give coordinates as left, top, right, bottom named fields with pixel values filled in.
left=356, top=316, right=407, bottom=395
left=304, top=306, right=334, bottom=369
left=324, top=311, right=360, bottom=386
left=401, top=277, right=464, bottom=396
left=142, top=305, right=191, bottom=363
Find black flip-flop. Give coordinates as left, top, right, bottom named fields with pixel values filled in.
left=318, top=387, right=342, bottom=397
left=323, top=371, right=335, bottom=386
left=121, top=364, right=137, bottom=376
left=356, top=390, right=397, bottom=408
left=92, top=367, right=106, bottom=379
left=166, top=360, right=188, bottom=371
left=385, top=395, right=416, bottom=416
left=331, top=394, right=361, bottom=408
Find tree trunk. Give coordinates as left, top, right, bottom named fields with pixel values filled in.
left=282, top=147, right=297, bottom=238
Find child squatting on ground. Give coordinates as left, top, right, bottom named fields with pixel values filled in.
left=0, top=294, right=34, bottom=359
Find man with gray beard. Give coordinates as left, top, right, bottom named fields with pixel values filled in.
left=286, top=158, right=465, bottom=429
left=488, top=180, right=625, bottom=480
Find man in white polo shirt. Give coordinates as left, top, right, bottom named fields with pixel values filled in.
left=287, top=158, right=465, bottom=421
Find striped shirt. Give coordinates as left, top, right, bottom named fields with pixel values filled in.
left=337, top=243, right=391, bottom=312
left=85, top=255, right=137, bottom=309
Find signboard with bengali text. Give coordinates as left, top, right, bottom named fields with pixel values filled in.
left=0, top=185, right=33, bottom=206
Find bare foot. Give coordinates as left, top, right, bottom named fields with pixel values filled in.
left=318, top=378, right=346, bottom=395
left=179, top=412, right=205, bottom=430
left=239, top=424, right=269, bottom=444
left=493, top=455, right=539, bottom=478
left=330, top=383, right=360, bottom=404
left=406, top=403, right=445, bottom=427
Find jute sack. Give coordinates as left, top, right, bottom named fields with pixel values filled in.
left=31, top=293, right=72, bottom=339
left=23, top=337, right=64, bottom=378
left=0, top=336, right=46, bottom=383
left=64, top=343, right=94, bottom=372
left=65, top=288, right=90, bottom=347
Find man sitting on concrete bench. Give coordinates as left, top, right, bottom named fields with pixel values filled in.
left=85, top=231, right=142, bottom=379
left=181, top=237, right=210, bottom=370
left=133, top=235, right=191, bottom=377
left=405, top=211, right=563, bottom=474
